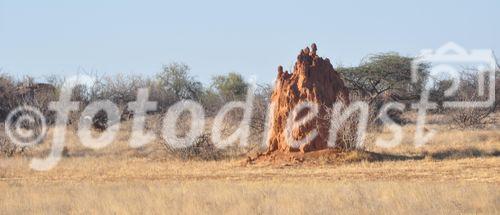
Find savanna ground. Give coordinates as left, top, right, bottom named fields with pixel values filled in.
left=0, top=113, right=499, bottom=214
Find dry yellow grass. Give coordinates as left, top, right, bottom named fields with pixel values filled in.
left=0, top=116, right=499, bottom=214
left=0, top=180, right=498, bottom=214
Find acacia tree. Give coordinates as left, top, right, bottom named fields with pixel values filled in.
left=338, top=53, right=428, bottom=104
left=153, top=63, right=204, bottom=111
left=210, top=72, right=249, bottom=102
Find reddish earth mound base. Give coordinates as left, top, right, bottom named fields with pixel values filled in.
left=246, top=149, right=384, bottom=167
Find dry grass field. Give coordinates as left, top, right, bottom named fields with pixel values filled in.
left=1, top=114, right=499, bottom=214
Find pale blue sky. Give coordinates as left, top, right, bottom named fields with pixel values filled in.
left=0, top=0, right=498, bottom=83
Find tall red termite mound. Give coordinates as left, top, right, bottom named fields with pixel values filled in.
left=266, top=44, right=350, bottom=153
